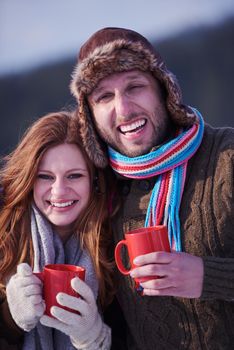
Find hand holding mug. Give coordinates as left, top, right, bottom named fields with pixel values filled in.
left=131, top=250, right=204, bottom=298
left=40, top=277, right=109, bottom=349
left=6, top=263, right=45, bottom=331
left=34, top=263, right=85, bottom=317
left=115, top=225, right=171, bottom=285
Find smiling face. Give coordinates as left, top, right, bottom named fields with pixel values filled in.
left=33, top=143, right=90, bottom=241
left=87, top=69, right=170, bottom=157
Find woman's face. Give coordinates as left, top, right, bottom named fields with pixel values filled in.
left=33, top=143, right=90, bottom=241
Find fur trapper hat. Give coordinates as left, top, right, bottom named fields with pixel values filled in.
left=70, top=27, right=197, bottom=168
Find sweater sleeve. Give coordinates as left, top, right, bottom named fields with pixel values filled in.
left=200, top=127, right=234, bottom=300
left=201, top=257, right=234, bottom=300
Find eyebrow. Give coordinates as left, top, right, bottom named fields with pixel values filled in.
left=37, top=168, right=88, bottom=172
left=90, top=85, right=107, bottom=96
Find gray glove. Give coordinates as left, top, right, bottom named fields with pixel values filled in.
left=6, top=263, right=45, bottom=331
left=40, top=277, right=111, bottom=350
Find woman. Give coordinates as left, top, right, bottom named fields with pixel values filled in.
left=0, top=111, right=113, bottom=349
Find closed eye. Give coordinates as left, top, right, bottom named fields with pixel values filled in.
left=96, top=92, right=113, bottom=103
left=127, top=84, right=144, bottom=92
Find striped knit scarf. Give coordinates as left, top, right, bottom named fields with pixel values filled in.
left=108, top=109, right=204, bottom=251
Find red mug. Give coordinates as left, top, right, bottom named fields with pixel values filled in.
left=34, top=264, right=85, bottom=317
left=115, top=225, right=170, bottom=283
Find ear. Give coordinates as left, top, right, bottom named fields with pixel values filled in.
left=77, top=94, right=108, bottom=168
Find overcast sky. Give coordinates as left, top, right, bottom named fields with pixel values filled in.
left=1, top=0, right=234, bottom=76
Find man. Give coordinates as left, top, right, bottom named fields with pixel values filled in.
left=70, top=27, right=234, bottom=349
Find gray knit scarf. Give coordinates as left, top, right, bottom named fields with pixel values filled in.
left=23, top=205, right=98, bottom=350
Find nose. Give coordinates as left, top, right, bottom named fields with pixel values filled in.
left=51, top=178, right=68, bottom=197
left=114, top=91, right=131, bottom=118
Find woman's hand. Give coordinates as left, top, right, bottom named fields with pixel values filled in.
left=6, top=263, right=45, bottom=331
left=40, top=277, right=111, bottom=349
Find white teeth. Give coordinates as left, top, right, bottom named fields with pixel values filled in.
left=50, top=201, right=75, bottom=208
left=120, top=119, right=145, bottom=133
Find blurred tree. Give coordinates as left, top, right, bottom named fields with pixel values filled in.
left=0, top=17, right=233, bottom=157
left=157, top=17, right=234, bottom=127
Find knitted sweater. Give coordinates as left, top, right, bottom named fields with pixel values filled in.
left=112, top=124, right=234, bottom=350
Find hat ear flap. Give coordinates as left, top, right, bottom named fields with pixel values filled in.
left=154, top=66, right=197, bottom=126
left=77, top=94, right=108, bottom=168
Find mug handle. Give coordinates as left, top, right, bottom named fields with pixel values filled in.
left=115, top=240, right=130, bottom=275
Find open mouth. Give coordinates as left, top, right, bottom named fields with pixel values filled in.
left=47, top=200, right=78, bottom=208
left=118, top=119, right=146, bottom=135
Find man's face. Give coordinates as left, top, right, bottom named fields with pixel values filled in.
left=87, top=69, right=170, bottom=157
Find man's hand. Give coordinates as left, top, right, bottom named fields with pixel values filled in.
left=130, top=251, right=204, bottom=298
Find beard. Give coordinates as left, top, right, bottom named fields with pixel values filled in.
left=94, top=107, right=170, bottom=157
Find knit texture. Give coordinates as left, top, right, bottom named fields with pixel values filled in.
left=109, top=109, right=204, bottom=251
left=23, top=205, right=98, bottom=350
left=6, top=263, right=45, bottom=332
left=71, top=323, right=111, bottom=350
left=112, top=125, right=234, bottom=349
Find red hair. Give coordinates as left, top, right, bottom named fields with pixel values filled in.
left=0, top=111, right=114, bottom=307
